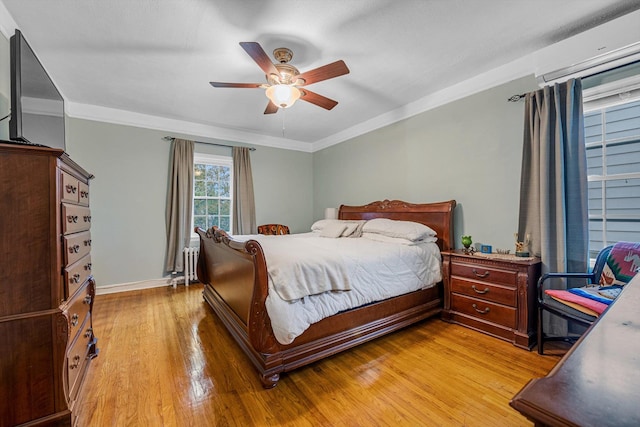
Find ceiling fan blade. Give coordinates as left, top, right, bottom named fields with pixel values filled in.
left=264, top=101, right=279, bottom=114
left=297, top=60, right=350, bottom=86
left=209, top=82, right=263, bottom=88
left=239, top=42, right=279, bottom=76
left=300, top=89, right=338, bottom=110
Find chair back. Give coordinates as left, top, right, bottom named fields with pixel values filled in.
left=257, top=224, right=290, bottom=235
left=598, top=241, right=640, bottom=286
left=592, top=245, right=613, bottom=284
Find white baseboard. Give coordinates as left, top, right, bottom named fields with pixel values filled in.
left=95, top=278, right=173, bottom=295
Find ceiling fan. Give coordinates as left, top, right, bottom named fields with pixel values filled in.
left=210, top=42, right=350, bottom=114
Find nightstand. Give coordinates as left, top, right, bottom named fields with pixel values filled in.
left=441, top=250, right=541, bottom=349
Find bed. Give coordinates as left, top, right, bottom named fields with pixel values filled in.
left=196, top=199, right=456, bottom=388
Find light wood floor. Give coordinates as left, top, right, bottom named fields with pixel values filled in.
left=76, top=284, right=560, bottom=426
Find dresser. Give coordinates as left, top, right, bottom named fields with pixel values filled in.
left=0, top=142, right=97, bottom=427
left=441, top=250, right=540, bottom=349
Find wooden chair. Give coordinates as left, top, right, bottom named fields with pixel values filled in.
left=257, top=224, right=290, bottom=235
left=537, top=241, right=640, bottom=354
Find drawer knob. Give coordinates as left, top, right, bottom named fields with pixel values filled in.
left=83, top=294, right=92, bottom=305
left=70, top=354, right=81, bottom=369
left=472, top=269, right=490, bottom=278
left=66, top=184, right=77, bottom=194
left=67, top=215, right=78, bottom=223
left=69, top=244, right=80, bottom=254
left=472, top=303, right=490, bottom=314
left=71, top=313, right=79, bottom=326
left=83, top=215, right=92, bottom=223
left=471, top=285, right=489, bottom=294
left=70, top=273, right=81, bottom=284
left=84, top=328, right=93, bottom=338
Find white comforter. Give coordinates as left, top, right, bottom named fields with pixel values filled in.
left=238, top=233, right=442, bottom=345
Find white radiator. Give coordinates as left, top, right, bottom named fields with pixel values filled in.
left=171, top=247, right=199, bottom=288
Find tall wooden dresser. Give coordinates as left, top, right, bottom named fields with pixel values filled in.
left=0, top=142, right=97, bottom=426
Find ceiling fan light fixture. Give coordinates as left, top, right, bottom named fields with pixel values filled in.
left=266, top=84, right=301, bottom=108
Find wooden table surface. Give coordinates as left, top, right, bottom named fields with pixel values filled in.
left=510, top=273, right=640, bottom=426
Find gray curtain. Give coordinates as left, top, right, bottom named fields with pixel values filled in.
left=518, top=78, right=589, bottom=336
left=165, top=138, right=194, bottom=273
left=232, top=147, right=257, bottom=235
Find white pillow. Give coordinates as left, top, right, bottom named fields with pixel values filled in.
left=320, top=222, right=347, bottom=238
left=311, top=219, right=342, bottom=232
left=362, top=218, right=436, bottom=241
left=311, top=219, right=366, bottom=237
left=362, top=232, right=437, bottom=245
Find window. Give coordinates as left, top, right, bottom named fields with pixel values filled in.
left=192, top=153, right=233, bottom=233
left=585, top=98, right=640, bottom=258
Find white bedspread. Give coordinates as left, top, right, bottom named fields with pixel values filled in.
left=239, top=233, right=442, bottom=345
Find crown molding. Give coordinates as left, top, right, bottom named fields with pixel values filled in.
left=311, top=53, right=535, bottom=152
left=65, top=102, right=314, bottom=153
left=0, top=2, right=17, bottom=39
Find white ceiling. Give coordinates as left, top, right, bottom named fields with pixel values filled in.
left=2, top=0, right=640, bottom=152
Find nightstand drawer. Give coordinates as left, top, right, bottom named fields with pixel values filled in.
left=450, top=293, right=517, bottom=329
left=451, top=262, right=517, bottom=287
left=450, top=277, right=516, bottom=306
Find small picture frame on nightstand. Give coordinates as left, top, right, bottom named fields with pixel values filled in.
left=480, top=244, right=492, bottom=254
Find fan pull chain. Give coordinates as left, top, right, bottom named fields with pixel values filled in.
left=282, top=108, right=286, bottom=137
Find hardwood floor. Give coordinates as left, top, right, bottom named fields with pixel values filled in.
left=76, top=284, right=559, bottom=426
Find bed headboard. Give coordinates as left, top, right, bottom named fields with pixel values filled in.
left=339, top=199, right=456, bottom=251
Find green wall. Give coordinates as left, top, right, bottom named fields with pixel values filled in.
left=313, top=75, right=539, bottom=252
left=66, top=118, right=313, bottom=286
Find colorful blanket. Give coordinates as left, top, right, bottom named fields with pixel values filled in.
left=599, top=241, right=640, bottom=286
left=545, top=289, right=607, bottom=315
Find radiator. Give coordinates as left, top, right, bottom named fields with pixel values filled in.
left=171, top=247, right=199, bottom=288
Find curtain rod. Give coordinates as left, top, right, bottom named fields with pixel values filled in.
left=163, top=136, right=256, bottom=151
left=508, top=93, right=527, bottom=102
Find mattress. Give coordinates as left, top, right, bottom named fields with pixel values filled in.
left=241, top=233, right=442, bottom=345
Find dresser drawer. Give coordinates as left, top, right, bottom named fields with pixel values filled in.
left=78, top=181, right=90, bottom=206
left=450, top=293, right=517, bottom=329
left=64, top=231, right=92, bottom=266
left=451, top=262, right=518, bottom=287
left=62, top=203, right=92, bottom=234
left=67, top=319, right=91, bottom=401
left=67, top=284, right=93, bottom=341
left=65, top=254, right=92, bottom=298
left=450, top=277, right=516, bottom=306
left=61, top=170, right=79, bottom=204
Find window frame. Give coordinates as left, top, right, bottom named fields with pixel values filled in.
left=191, top=152, right=233, bottom=239
left=583, top=78, right=640, bottom=259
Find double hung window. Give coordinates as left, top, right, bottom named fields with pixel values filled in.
left=192, top=153, right=233, bottom=233
left=585, top=98, right=640, bottom=258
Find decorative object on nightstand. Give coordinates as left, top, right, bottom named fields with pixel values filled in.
left=480, top=244, right=492, bottom=254
left=441, top=249, right=541, bottom=349
left=514, top=232, right=531, bottom=257
left=461, top=235, right=474, bottom=254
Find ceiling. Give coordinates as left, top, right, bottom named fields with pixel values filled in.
left=2, top=0, right=640, bottom=152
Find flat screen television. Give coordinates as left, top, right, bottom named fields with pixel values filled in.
left=9, top=29, right=65, bottom=151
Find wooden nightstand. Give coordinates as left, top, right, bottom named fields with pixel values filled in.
left=441, top=250, right=541, bottom=350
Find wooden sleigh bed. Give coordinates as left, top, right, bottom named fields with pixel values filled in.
left=195, top=199, right=456, bottom=388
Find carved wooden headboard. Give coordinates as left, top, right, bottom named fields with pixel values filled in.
left=339, top=199, right=456, bottom=251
